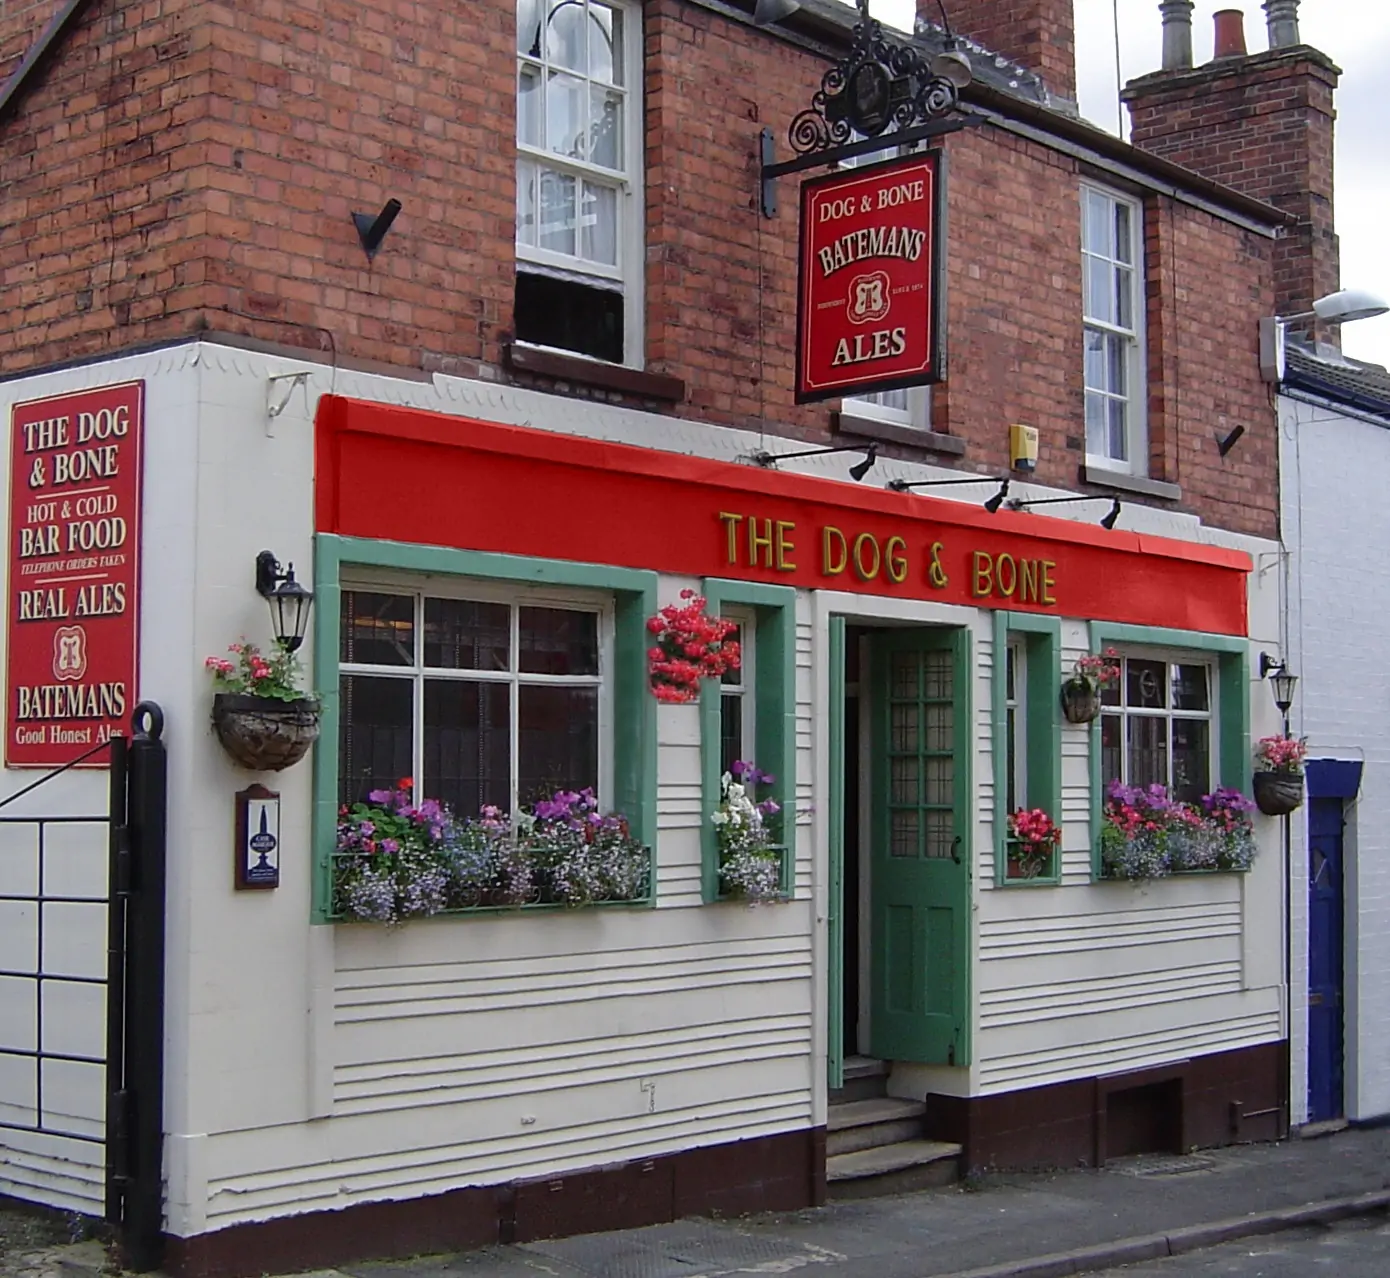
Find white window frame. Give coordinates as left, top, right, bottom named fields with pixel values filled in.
left=1099, top=648, right=1217, bottom=801
left=515, top=0, right=645, bottom=367
left=719, top=605, right=756, bottom=774
left=1004, top=639, right=1026, bottom=813
left=338, top=573, right=615, bottom=816
left=1081, top=182, right=1147, bottom=476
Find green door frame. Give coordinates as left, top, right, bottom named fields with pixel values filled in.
left=827, top=616, right=847, bottom=1091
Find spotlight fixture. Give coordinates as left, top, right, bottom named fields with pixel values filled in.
left=750, top=442, right=877, bottom=483
left=886, top=474, right=1010, bottom=513
left=255, top=551, right=315, bottom=652
left=983, top=480, right=1010, bottom=514
left=352, top=199, right=403, bottom=261
left=1007, top=492, right=1123, bottom=529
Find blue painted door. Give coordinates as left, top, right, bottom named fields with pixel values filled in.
left=1307, top=797, right=1345, bottom=1123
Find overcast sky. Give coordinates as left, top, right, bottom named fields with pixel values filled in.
left=868, top=0, right=1390, bottom=367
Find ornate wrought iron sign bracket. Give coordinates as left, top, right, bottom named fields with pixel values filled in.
left=758, top=0, right=980, bottom=218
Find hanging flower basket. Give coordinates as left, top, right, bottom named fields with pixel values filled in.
left=646, top=589, right=740, bottom=704
left=212, top=693, right=321, bottom=770
left=1252, top=770, right=1304, bottom=816
left=1060, top=649, right=1120, bottom=725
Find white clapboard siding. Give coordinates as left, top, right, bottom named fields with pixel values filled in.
left=0, top=1129, right=105, bottom=1215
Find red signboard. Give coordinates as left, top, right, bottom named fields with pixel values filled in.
left=796, top=151, right=944, bottom=403
left=7, top=382, right=144, bottom=766
left=316, top=398, right=1252, bottom=638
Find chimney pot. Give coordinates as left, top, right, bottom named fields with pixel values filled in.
left=1212, top=9, right=1247, bottom=59
left=1264, top=0, right=1301, bottom=48
left=1159, top=0, right=1195, bottom=71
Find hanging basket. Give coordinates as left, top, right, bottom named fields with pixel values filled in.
left=212, top=693, right=320, bottom=771
left=1252, top=770, right=1304, bottom=816
left=1060, top=677, right=1102, bottom=725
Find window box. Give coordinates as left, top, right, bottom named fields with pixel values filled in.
left=717, top=842, right=791, bottom=904
left=1004, top=836, right=1056, bottom=883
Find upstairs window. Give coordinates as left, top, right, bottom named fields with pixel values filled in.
left=516, top=0, right=642, bottom=365
left=1081, top=185, right=1145, bottom=472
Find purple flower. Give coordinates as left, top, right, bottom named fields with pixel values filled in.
left=381, top=837, right=399, bottom=854
left=367, top=789, right=390, bottom=804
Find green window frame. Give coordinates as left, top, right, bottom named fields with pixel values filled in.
left=1087, top=621, right=1250, bottom=880
left=312, top=533, right=659, bottom=923
left=991, top=611, right=1062, bottom=886
left=699, top=578, right=798, bottom=903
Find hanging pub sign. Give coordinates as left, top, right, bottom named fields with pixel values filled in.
left=7, top=381, right=144, bottom=767
left=795, top=151, right=945, bottom=404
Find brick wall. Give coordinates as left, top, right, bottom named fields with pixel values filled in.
left=1124, top=49, right=1339, bottom=322
left=0, top=0, right=1279, bottom=536
left=926, top=0, right=1076, bottom=102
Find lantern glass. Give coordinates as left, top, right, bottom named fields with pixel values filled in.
left=1270, top=669, right=1298, bottom=715
left=267, top=569, right=313, bottom=653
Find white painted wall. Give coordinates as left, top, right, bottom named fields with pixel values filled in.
left=1279, top=389, right=1390, bottom=1123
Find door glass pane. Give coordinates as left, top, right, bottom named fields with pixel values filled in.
left=341, top=591, right=414, bottom=666
left=424, top=598, right=510, bottom=671
left=519, top=685, right=599, bottom=805
left=1172, top=718, right=1210, bottom=805
left=923, top=650, right=951, bottom=700
left=925, top=757, right=953, bottom=805
left=891, top=652, right=918, bottom=700
left=339, top=675, right=413, bottom=805
left=1126, top=658, right=1166, bottom=709
left=519, top=607, right=598, bottom=675
left=924, top=810, right=954, bottom=859
left=890, top=702, right=918, bottom=752
left=924, top=703, right=952, bottom=752
left=720, top=693, right=742, bottom=776
left=891, top=757, right=920, bottom=804
left=1171, top=664, right=1209, bottom=711
left=1127, top=715, right=1167, bottom=789
left=890, top=809, right=919, bottom=858
left=424, top=680, right=510, bottom=816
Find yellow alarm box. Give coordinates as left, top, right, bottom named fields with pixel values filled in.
left=1009, top=423, right=1039, bottom=473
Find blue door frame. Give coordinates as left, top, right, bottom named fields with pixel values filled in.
left=1306, top=795, right=1345, bottom=1123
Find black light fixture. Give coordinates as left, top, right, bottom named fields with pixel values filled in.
left=255, top=551, right=315, bottom=653
left=1259, top=652, right=1298, bottom=719
left=751, top=442, right=877, bottom=482
left=352, top=199, right=402, bottom=261
left=1007, top=493, right=1123, bottom=529
left=886, top=474, right=1010, bottom=513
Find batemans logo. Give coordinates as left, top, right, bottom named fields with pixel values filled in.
left=795, top=152, right=944, bottom=403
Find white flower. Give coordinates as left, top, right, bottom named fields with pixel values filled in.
left=711, top=810, right=728, bottom=826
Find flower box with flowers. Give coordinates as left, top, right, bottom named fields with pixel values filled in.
left=711, top=761, right=789, bottom=903
left=332, top=782, right=652, bottom=923
left=1005, top=808, right=1060, bottom=881
left=1099, top=782, right=1257, bottom=881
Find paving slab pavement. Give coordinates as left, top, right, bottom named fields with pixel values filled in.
left=336, top=1126, right=1390, bottom=1278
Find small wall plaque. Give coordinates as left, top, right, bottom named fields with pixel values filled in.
left=235, top=784, right=280, bottom=890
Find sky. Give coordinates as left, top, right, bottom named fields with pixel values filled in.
left=867, top=0, right=1390, bottom=367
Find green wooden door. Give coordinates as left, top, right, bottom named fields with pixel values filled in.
left=868, top=627, right=971, bottom=1066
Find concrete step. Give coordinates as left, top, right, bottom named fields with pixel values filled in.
left=830, top=1056, right=890, bottom=1104
left=827, top=1097, right=927, bottom=1157
left=827, top=1139, right=963, bottom=1199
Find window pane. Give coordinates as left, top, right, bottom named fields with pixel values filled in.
left=424, top=598, right=510, bottom=671
left=1126, top=658, right=1166, bottom=709
left=1127, top=715, right=1167, bottom=789
left=1115, top=264, right=1134, bottom=329
left=1114, top=200, right=1133, bottom=264
left=518, top=63, right=542, bottom=148
left=1085, top=257, right=1111, bottom=324
left=517, top=159, right=537, bottom=247
left=1084, top=327, right=1106, bottom=391
left=537, top=167, right=577, bottom=254
left=518, top=0, right=543, bottom=54
left=514, top=271, right=623, bottom=363
left=580, top=181, right=618, bottom=266
left=720, top=693, right=743, bottom=776
left=1084, top=189, right=1109, bottom=256
left=1107, top=332, right=1128, bottom=395
left=545, top=0, right=587, bottom=72
left=1005, top=646, right=1016, bottom=702
left=1108, top=395, right=1128, bottom=463
left=589, top=86, right=622, bottom=170
left=721, top=625, right=743, bottom=686
left=590, top=2, right=622, bottom=84
left=1172, top=718, right=1210, bottom=805
left=1101, top=713, right=1122, bottom=787
left=1171, top=664, right=1209, bottom=711
left=1005, top=706, right=1017, bottom=813
left=1085, top=388, right=1109, bottom=457
left=424, top=680, right=510, bottom=816
left=519, top=606, right=598, bottom=674
left=519, top=685, right=598, bottom=805
left=339, top=675, right=413, bottom=805
left=547, top=70, right=586, bottom=160
left=341, top=591, right=414, bottom=666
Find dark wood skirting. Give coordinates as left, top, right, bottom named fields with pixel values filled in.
left=163, top=1126, right=822, bottom=1278
left=925, top=1040, right=1288, bottom=1174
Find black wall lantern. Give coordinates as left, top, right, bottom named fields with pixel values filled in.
left=255, top=551, right=314, bottom=653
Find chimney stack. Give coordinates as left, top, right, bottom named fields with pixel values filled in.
left=1264, top=0, right=1301, bottom=49
left=1122, top=5, right=1340, bottom=331
left=920, top=0, right=1076, bottom=102
left=1160, top=0, right=1194, bottom=71
left=1212, top=9, right=1247, bottom=59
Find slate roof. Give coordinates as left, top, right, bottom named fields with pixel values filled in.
left=1284, top=343, right=1390, bottom=422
